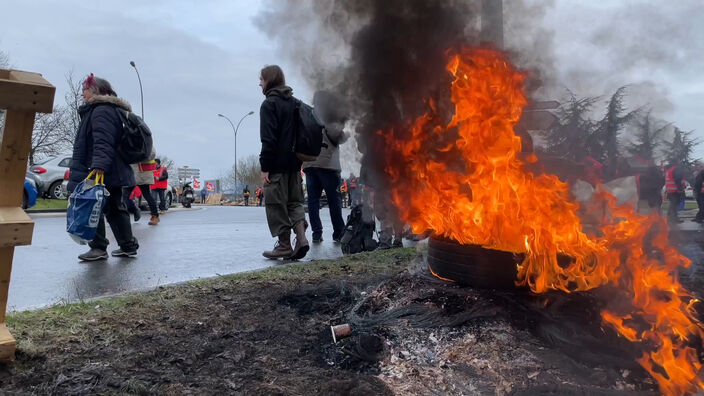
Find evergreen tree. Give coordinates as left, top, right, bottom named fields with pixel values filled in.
left=663, top=127, right=700, bottom=170
left=627, top=110, right=667, bottom=163
left=544, top=92, right=598, bottom=162
left=593, top=86, right=638, bottom=167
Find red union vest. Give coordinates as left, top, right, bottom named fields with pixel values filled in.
left=152, top=167, right=168, bottom=190
left=665, top=166, right=678, bottom=193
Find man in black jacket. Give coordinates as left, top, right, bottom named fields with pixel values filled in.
left=258, top=65, right=309, bottom=260
left=693, top=167, right=704, bottom=222
left=67, top=74, right=139, bottom=261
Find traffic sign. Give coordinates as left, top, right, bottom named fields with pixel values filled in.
left=520, top=110, right=558, bottom=131
left=524, top=100, right=560, bottom=111
left=520, top=100, right=560, bottom=131
left=177, top=167, right=200, bottom=178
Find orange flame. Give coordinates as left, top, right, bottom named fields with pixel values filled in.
left=381, top=47, right=703, bottom=395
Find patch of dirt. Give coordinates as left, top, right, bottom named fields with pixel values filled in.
left=0, top=248, right=664, bottom=395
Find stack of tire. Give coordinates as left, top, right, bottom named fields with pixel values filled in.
left=427, top=237, right=522, bottom=289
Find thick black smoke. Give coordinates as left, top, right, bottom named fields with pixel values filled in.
left=256, top=1, right=491, bottom=189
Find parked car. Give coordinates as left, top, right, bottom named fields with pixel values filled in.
left=29, top=155, right=72, bottom=199
left=23, top=177, right=38, bottom=209
left=60, top=169, right=70, bottom=198
left=25, top=171, right=44, bottom=197
left=685, top=181, right=694, bottom=200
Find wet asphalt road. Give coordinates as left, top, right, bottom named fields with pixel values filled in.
left=11, top=206, right=704, bottom=312
left=10, top=206, right=349, bottom=312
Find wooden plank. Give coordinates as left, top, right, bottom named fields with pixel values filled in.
left=0, top=207, right=33, bottom=247
left=0, top=247, right=15, bottom=324
left=0, top=79, right=55, bottom=114
left=0, top=69, right=55, bottom=114
left=8, top=70, right=54, bottom=86
left=0, top=323, right=16, bottom=363
left=0, top=110, right=35, bottom=207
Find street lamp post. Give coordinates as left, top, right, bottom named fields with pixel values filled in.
left=129, top=61, right=144, bottom=119
left=218, top=111, right=254, bottom=199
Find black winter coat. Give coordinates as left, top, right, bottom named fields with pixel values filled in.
left=259, top=85, right=302, bottom=173
left=694, top=170, right=704, bottom=198
left=67, top=95, right=135, bottom=192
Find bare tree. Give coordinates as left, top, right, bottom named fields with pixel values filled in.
left=224, top=154, right=261, bottom=192
left=29, top=106, right=72, bottom=164
left=157, top=154, right=176, bottom=171
left=63, top=69, right=83, bottom=142
left=236, top=155, right=262, bottom=190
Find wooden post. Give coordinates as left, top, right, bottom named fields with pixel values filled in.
left=0, top=69, right=55, bottom=362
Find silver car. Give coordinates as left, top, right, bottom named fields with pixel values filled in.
left=29, top=155, right=72, bottom=199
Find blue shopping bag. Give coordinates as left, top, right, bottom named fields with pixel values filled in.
left=66, top=171, right=110, bottom=244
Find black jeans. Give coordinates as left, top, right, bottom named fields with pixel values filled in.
left=90, top=186, right=139, bottom=252
left=124, top=185, right=159, bottom=216
left=152, top=188, right=167, bottom=211
left=244, top=196, right=249, bottom=206
left=305, top=168, right=345, bottom=239
left=696, top=194, right=704, bottom=221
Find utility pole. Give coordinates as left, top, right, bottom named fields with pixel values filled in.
left=218, top=111, right=254, bottom=199
left=129, top=61, right=144, bottom=119
left=480, top=0, right=503, bottom=49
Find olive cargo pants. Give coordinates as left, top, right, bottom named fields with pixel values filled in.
left=264, top=172, right=306, bottom=237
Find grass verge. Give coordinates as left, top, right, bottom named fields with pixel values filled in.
left=30, top=198, right=68, bottom=210
left=7, top=247, right=419, bottom=350
left=2, top=248, right=420, bottom=394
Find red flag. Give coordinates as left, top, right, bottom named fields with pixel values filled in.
left=206, top=181, right=215, bottom=191
left=193, top=177, right=201, bottom=189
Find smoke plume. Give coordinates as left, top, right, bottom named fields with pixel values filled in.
left=256, top=1, right=492, bottom=185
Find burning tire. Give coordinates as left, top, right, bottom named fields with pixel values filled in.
left=427, top=237, right=521, bottom=289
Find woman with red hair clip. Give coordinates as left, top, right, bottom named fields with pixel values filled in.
left=66, top=74, right=139, bottom=261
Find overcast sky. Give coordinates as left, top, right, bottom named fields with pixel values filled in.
left=2, top=1, right=703, bottom=180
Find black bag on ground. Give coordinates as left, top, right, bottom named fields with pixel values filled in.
left=341, top=204, right=377, bottom=255
left=115, top=109, right=153, bottom=164
left=292, top=98, right=324, bottom=162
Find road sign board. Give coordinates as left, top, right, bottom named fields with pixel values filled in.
left=177, top=167, right=200, bottom=178
left=524, top=100, right=560, bottom=111
left=520, top=110, right=558, bottom=131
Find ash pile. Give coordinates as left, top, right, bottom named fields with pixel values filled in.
left=281, top=257, right=659, bottom=395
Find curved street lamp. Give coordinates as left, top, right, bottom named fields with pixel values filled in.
left=218, top=111, right=254, bottom=198
left=129, top=61, right=144, bottom=119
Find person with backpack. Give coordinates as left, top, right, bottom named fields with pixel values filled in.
left=151, top=158, right=169, bottom=214
left=124, top=146, right=161, bottom=225
left=302, top=91, right=348, bottom=243
left=243, top=185, right=251, bottom=206
left=67, top=74, right=139, bottom=261
left=258, top=65, right=309, bottom=260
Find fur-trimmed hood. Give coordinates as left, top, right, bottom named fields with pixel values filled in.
left=79, top=94, right=132, bottom=113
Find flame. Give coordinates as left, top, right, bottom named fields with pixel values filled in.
left=381, top=47, right=704, bottom=395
